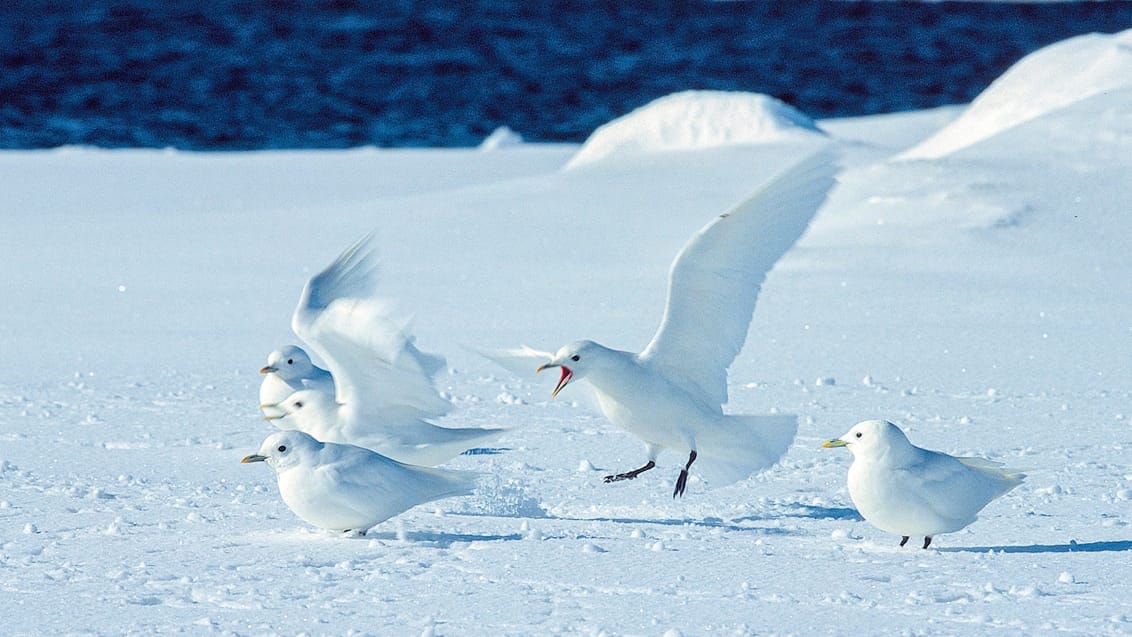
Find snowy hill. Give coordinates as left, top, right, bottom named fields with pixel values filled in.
left=901, top=28, right=1132, bottom=159
left=566, top=90, right=826, bottom=169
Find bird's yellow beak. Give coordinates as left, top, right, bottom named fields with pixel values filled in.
left=241, top=454, right=267, bottom=464
left=259, top=366, right=276, bottom=374
left=822, top=439, right=848, bottom=448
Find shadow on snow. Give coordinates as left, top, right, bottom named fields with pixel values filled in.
left=357, top=529, right=524, bottom=547
left=461, top=447, right=511, bottom=456
left=452, top=501, right=862, bottom=532
left=732, top=504, right=863, bottom=523
left=939, top=540, right=1132, bottom=554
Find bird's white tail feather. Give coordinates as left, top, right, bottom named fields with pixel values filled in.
left=693, top=414, right=797, bottom=487
left=413, top=466, right=481, bottom=502
left=350, top=420, right=506, bottom=467
left=956, top=456, right=1027, bottom=493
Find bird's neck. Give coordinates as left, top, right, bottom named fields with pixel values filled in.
left=870, top=444, right=920, bottom=468
left=581, top=350, right=659, bottom=397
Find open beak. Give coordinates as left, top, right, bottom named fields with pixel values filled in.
left=241, top=454, right=267, bottom=464
left=535, top=364, right=573, bottom=398
left=821, top=439, right=848, bottom=448
left=259, top=366, right=276, bottom=374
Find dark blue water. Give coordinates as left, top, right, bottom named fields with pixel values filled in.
left=3, top=1, right=1131, bottom=149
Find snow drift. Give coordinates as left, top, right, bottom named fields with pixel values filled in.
left=901, top=27, right=1132, bottom=159
left=565, top=90, right=826, bottom=169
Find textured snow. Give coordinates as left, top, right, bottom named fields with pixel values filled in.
left=3, top=30, right=1132, bottom=637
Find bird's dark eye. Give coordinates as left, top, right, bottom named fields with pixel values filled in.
left=293, top=401, right=303, bottom=409
left=287, top=359, right=294, bottom=365
left=571, top=355, right=580, bottom=362
left=277, top=445, right=287, bottom=452
left=855, top=432, right=863, bottom=439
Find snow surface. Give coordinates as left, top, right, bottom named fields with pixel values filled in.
left=3, top=30, right=1132, bottom=636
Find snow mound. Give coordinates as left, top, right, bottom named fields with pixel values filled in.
left=901, top=28, right=1132, bottom=160
left=565, top=91, right=825, bottom=169
left=479, top=126, right=524, bottom=151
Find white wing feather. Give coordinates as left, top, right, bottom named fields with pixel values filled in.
left=292, top=234, right=451, bottom=421
left=639, top=149, right=838, bottom=406
left=476, top=346, right=554, bottom=377
left=478, top=345, right=602, bottom=413
left=320, top=445, right=476, bottom=523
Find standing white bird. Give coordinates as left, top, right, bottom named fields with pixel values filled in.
left=484, top=150, right=837, bottom=496
left=262, top=234, right=503, bottom=465
left=822, top=419, right=1025, bottom=548
left=241, top=430, right=477, bottom=533
left=258, top=345, right=334, bottom=418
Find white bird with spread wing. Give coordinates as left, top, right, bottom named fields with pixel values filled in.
left=263, top=234, right=503, bottom=466
left=484, top=150, right=837, bottom=496
left=823, top=420, right=1025, bottom=548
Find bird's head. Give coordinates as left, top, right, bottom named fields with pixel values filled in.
left=241, top=430, right=320, bottom=472
left=535, top=340, right=612, bottom=398
left=261, top=389, right=336, bottom=425
left=822, top=419, right=909, bottom=460
left=259, top=345, right=316, bottom=381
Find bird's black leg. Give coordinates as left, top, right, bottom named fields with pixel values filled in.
left=922, top=536, right=932, bottom=549
left=672, top=450, right=698, bottom=498
left=604, top=460, right=656, bottom=483
left=899, top=536, right=910, bottom=547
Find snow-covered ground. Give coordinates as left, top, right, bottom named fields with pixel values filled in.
left=3, top=29, right=1132, bottom=637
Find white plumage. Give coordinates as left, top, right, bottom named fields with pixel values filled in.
left=258, top=345, right=334, bottom=418
left=264, top=234, right=503, bottom=465
left=484, top=150, right=837, bottom=496
left=823, top=419, right=1025, bottom=548
left=241, top=430, right=477, bottom=533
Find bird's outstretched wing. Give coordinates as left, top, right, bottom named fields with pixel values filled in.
left=477, top=346, right=554, bottom=378
left=478, top=345, right=602, bottom=411
left=639, top=149, right=838, bottom=406
left=292, top=234, right=451, bottom=421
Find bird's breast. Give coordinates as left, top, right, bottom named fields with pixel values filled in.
left=587, top=368, right=718, bottom=448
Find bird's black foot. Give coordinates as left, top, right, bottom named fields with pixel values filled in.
left=604, top=460, right=655, bottom=483
left=672, top=450, right=698, bottom=498
left=900, top=536, right=910, bottom=547
left=922, top=536, right=932, bottom=549
left=673, top=469, right=690, bottom=498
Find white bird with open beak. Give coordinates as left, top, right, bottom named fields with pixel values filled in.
left=486, top=150, right=837, bottom=497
